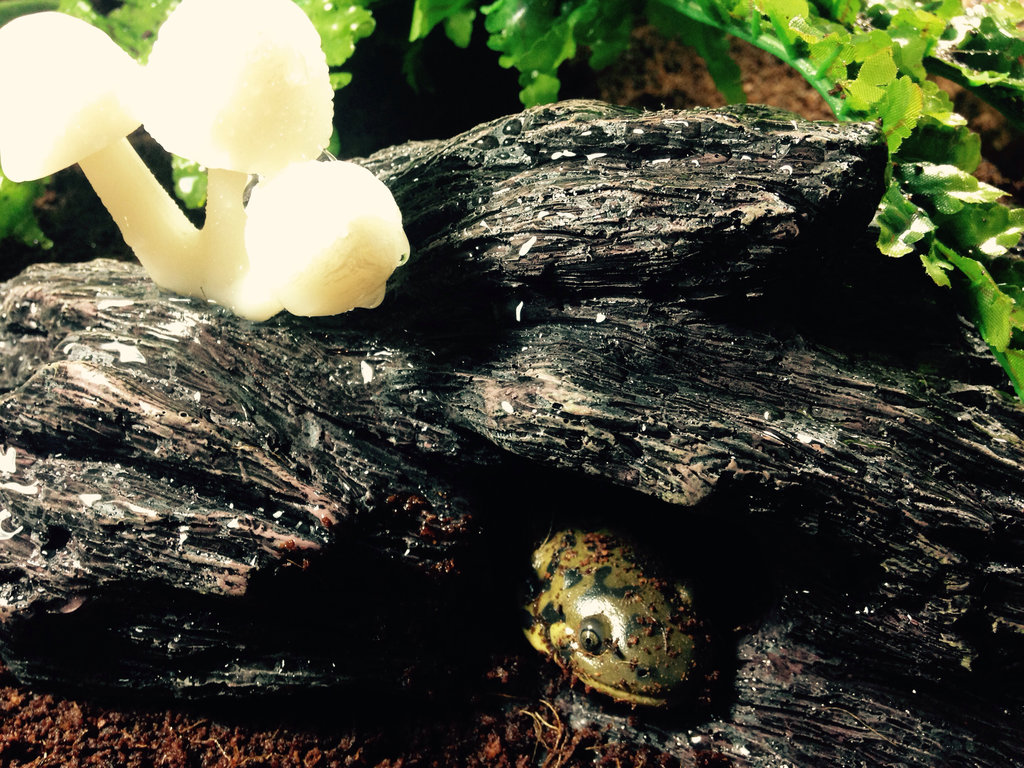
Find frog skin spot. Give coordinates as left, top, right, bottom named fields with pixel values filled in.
left=524, top=528, right=704, bottom=707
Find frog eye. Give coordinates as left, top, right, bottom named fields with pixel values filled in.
left=578, top=615, right=612, bottom=655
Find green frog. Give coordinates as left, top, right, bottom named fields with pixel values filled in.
left=523, top=528, right=707, bottom=707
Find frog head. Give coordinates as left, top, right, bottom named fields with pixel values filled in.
left=524, top=529, right=705, bottom=707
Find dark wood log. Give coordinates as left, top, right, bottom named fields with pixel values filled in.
left=0, top=100, right=1021, bottom=766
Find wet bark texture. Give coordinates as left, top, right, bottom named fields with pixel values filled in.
left=0, top=100, right=1021, bottom=767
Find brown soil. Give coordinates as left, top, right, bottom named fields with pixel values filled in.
left=0, top=660, right=695, bottom=767
left=594, top=28, right=834, bottom=121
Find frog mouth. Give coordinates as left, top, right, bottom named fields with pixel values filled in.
left=523, top=620, right=552, bottom=656
left=573, top=670, right=670, bottom=707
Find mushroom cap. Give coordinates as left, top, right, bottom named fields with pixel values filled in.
left=142, top=0, right=334, bottom=177
left=244, top=161, right=410, bottom=317
left=0, top=12, right=141, bottom=182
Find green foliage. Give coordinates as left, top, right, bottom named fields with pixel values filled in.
left=170, top=155, right=207, bottom=210
left=0, top=0, right=60, bottom=244
left=58, top=0, right=176, bottom=61
left=297, top=0, right=376, bottom=90
left=0, top=171, right=50, bottom=249
left=0, top=0, right=58, bottom=27
left=480, top=0, right=640, bottom=104
left=410, top=0, right=477, bottom=47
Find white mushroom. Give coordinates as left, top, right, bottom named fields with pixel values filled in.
left=0, top=12, right=201, bottom=292
left=142, top=0, right=333, bottom=178
left=243, top=160, right=410, bottom=317
left=0, top=12, right=139, bottom=181
left=0, top=3, right=409, bottom=322
left=139, top=0, right=339, bottom=320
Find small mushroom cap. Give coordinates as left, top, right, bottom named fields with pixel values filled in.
left=244, top=161, right=410, bottom=317
left=142, top=0, right=334, bottom=177
left=0, top=12, right=141, bottom=182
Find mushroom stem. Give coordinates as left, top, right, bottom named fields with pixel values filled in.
left=200, top=168, right=249, bottom=298
left=200, top=168, right=283, bottom=321
left=78, top=138, right=201, bottom=294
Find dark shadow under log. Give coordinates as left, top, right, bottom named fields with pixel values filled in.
left=0, top=100, right=1021, bottom=766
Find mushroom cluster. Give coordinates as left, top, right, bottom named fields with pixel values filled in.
left=0, top=0, right=409, bottom=321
